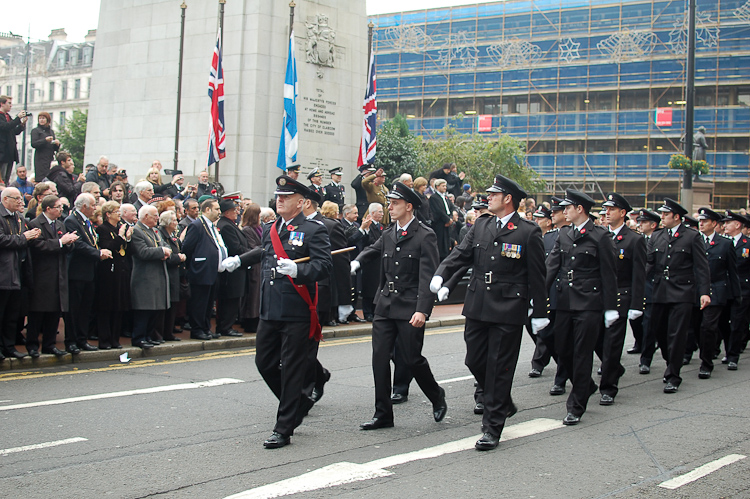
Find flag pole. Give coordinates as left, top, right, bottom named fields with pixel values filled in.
left=215, top=0, right=226, bottom=183
left=289, top=1, right=296, bottom=37
left=367, top=21, right=374, bottom=63
left=173, top=2, right=187, bottom=171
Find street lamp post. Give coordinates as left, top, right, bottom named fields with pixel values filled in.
left=681, top=0, right=697, bottom=210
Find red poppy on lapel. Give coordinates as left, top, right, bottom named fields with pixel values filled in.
left=287, top=225, right=295, bottom=232
left=580, top=228, right=586, bottom=234
left=744, top=239, right=748, bottom=244
left=507, top=222, right=515, bottom=230
left=57, top=230, right=63, bottom=236
left=401, top=230, right=408, bottom=237
left=617, top=235, right=623, bottom=241
left=674, top=232, right=679, bottom=238
left=710, top=241, right=716, bottom=246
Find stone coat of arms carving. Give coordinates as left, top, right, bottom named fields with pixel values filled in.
left=305, top=14, right=336, bottom=68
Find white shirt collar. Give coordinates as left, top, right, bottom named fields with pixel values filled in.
left=497, top=211, right=515, bottom=228
left=76, top=209, right=89, bottom=222
left=200, top=214, right=215, bottom=226
left=609, top=223, right=624, bottom=236
left=43, top=213, right=55, bottom=225
left=575, top=220, right=588, bottom=232
left=704, top=231, right=715, bottom=243
left=397, top=216, right=415, bottom=232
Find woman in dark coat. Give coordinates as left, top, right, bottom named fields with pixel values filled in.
left=30, top=112, right=60, bottom=181
left=95, top=201, right=133, bottom=349
left=413, top=176, right=432, bottom=226
left=239, top=203, right=262, bottom=333
left=155, top=209, right=186, bottom=342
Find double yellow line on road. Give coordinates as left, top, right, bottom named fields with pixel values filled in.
left=0, top=326, right=464, bottom=382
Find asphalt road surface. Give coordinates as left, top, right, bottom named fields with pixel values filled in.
left=2, top=324, right=749, bottom=499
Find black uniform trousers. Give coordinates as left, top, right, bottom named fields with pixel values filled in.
left=216, top=297, right=240, bottom=334
left=639, top=303, right=657, bottom=368
left=630, top=315, right=643, bottom=351
left=651, top=302, right=693, bottom=386
left=598, top=312, right=628, bottom=398
left=529, top=325, right=552, bottom=372
left=392, top=344, right=414, bottom=396
left=97, top=311, right=122, bottom=348
left=553, top=310, right=600, bottom=417
left=26, top=312, right=61, bottom=352
left=255, top=319, right=314, bottom=436
left=699, top=306, right=724, bottom=371
left=371, top=316, right=441, bottom=422
left=187, top=283, right=216, bottom=336
left=464, top=319, right=521, bottom=437
left=536, top=310, right=569, bottom=387
left=728, top=298, right=750, bottom=363
left=66, top=280, right=95, bottom=347
left=684, top=306, right=702, bottom=358
left=0, top=290, right=23, bottom=354
left=132, top=310, right=164, bottom=345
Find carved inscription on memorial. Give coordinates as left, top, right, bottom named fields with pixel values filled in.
left=302, top=87, right=337, bottom=137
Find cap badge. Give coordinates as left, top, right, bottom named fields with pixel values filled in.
left=279, top=178, right=287, bottom=186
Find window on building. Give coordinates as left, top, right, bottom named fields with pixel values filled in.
left=61, top=81, right=68, bottom=101
left=83, top=46, right=93, bottom=65
left=559, top=93, right=578, bottom=112
left=480, top=97, right=502, bottom=115
left=588, top=140, right=615, bottom=153
left=4, top=86, right=10, bottom=97
left=400, top=100, right=420, bottom=118
left=59, top=111, right=66, bottom=128
left=739, top=87, right=750, bottom=107
left=449, top=98, right=473, bottom=116
left=69, top=49, right=78, bottom=66
left=619, top=90, right=650, bottom=110
left=49, top=82, right=55, bottom=101
left=562, top=140, right=584, bottom=153
left=74, top=79, right=81, bottom=99
left=17, top=85, right=23, bottom=103
left=57, top=50, right=66, bottom=68
left=48, top=112, right=53, bottom=124
left=423, top=99, right=446, bottom=117
left=29, top=83, right=35, bottom=103
left=590, top=92, right=615, bottom=111
left=653, top=87, right=684, bottom=107
left=378, top=102, right=396, bottom=121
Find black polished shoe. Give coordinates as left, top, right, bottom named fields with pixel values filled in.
left=507, top=403, right=518, bottom=418
left=311, top=369, right=331, bottom=403
left=475, top=432, right=499, bottom=451
left=211, top=332, right=220, bottom=339
left=698, top=369, right=711, bottom=379
left=336, top=319, right=349, bottom=325
left=364, top=314, right=374, bottom=322
left=664, top=382, right=678, bottom=394
left=683, top=355, right=691, bottom=365
left=433, top=387, right=447, bottom=422
left=348, top=314, right=367, bottom=323
left=190, top=332, right=212, bottom=340
left=639, top=364, right=650, bottom=374
left=28, top=349, right=40, bottom=358
left=360, top=417, right=394, bottom=430
left=391, top=393, right=408, bottom=404
left=0, top=351, right=5, bottom=361
left=112, top=344, right=123, bottom=349
left=599, top=394, right=615, bottom=406
left=474, top=402, right=484, bottom=415
left=528, top=368, right=542, bottom=378
left=563, top=413, right=581, bottom=426
left=721, top=356, right=729, bottom=364
left=163, top=336, right=181, bottom=342
left=626, top=346, right=642, bottom=354
left=263, top=432, right=290, bottom=449
left=220, top=330, right=243, bottom=337
left=65, top=345, right=81, bottom=355
left=728, top=361, right=738, bottom=371
left=78, top=343, right=98, bottom=352
left=597, top=367, right=602, bottom=375
left=549, top=384, right=566, bottom=396
left=6, top=349, right=28, bottom=359
left=132, top=341, right=154, bottom=349
left=323, top=320, right=338, bottom=327
left=43, top=347, right=69, bottom=357
left=99, top=344, right=112, bottom=350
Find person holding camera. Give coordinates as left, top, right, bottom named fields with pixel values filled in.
left=0, top=96, right=28, bottom=185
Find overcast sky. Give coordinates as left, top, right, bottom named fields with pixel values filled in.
left=5, top=0, right=498, bottom=42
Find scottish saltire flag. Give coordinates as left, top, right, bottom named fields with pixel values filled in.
left=277, top=30, right=298, bottom=171
left=207, top=28, right=226, bottom=166
left=357, top=51, right=377, bottom=168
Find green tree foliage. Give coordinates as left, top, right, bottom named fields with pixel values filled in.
left=374, top=114, right=424, bottom=181
left=57, top=109, right=88, bottom=173
left=422, top=121, right=546, bottom=195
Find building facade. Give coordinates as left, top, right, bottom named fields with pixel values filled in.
left=0, top=29, right=95, bottom=172
left=372, top=0, right=750, bottom=209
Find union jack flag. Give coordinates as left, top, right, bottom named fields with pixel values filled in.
left=357, top=51, right=377, bottom=168
left=207, top=28, right=226, bottom=166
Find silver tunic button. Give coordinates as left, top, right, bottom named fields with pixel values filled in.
left=396, top=247, right=400, bottom=251
left=491, top=256, right=495, bottom=260
left=494, top=242, right=498, bottom=246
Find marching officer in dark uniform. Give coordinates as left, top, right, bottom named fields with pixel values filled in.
left=648, top=198, right=710, bottom=393
left=634, top=209, right=661, bottom=374
left=308, top=168, right=326, bottom=199
left=696, top=207, right=740, bottom=379
left=431, top=175, right=547, bottom=450
left=528, top=205, right=554, bottom=378
left=546, top=189, right=618, bottom=425
left=223, top=175, right=332, bottom=449
left=597, top=193, right=646, bottom=405
left=723, top=210, right=750, bottom=370
left=351, top=182, right=447, bottom=432
left=324, top=167, right=346, bottom=213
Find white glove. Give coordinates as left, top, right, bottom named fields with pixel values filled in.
left=429, top=275, right=444, bottom=293
left=531, top=318, right=550, bottom=334
left=350, top=260, right=361, bottom=274
left=604, top=310, right=619, bottom=328
left=528, top=299, right=535, bottom=317
left=276, top=258, right=298, bottom=278
left=221, top=255, right=241, bottom=273
left=627, top=309, right=643, bottom=321
left=437, top=287, right=450, bottom=302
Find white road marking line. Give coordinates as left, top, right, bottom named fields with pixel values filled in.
left=226, top=418, right=561, bottom=499
left=437, top=374, right=474, bottom=385
left=0, top=437, right=88, bottom=456
left=0, top=378, right=244, bottom=412
left=658, top=454, right=747, bottom=489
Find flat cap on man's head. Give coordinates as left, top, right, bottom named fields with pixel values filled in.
left=657, top=198, right=688, bottom=217
left=274, top=175, right=310, bottom=197
left=486, top=174, right=527, bottom=200
left=386, top=181, right=422, bottom=209
left=559, top=189, right=595, bottom=210
left=602, top=192, right=632, bottom=213
left=636, top=209, right=660, bottom=224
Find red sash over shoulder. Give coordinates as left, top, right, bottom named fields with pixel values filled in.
left=269, top=222, right=322, bottom=340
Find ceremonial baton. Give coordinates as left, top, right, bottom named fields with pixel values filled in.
left=290, top=246, right=357, bottom=263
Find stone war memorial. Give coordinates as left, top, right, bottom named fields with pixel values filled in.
left=85, top=0, right=368, bottom=202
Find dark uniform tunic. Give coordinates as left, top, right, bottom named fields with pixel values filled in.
left=647, top=223, right=710, bottom=386
left=239, top=212, right=332, bottom=437
left=598, top=224, right=646, bottom=399
left=436, top=212, right=546, bottom=438
left=546, top=219, right=617, bottom=417
left=727, top=233, right=749, bottom=363
left=324, top=181, right=345, bottom=212
left=355, top=217, right=442, bottom=423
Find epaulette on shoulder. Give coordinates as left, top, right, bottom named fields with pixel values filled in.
left=310, top=219, right=325, bottom=226
left=518, top=217, right=536, bottom=227
left=477, top=212, right=493, bottom=219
